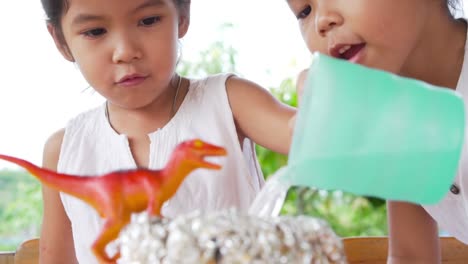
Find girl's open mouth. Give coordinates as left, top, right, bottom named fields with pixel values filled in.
left=330, top=43, right=366, bottom=63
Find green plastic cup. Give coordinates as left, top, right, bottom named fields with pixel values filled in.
left=287, top=53, right=465, bottom=204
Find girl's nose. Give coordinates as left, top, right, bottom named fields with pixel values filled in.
left=315, top=9, right=343, bottom=37
left=112, top=36, right=142, bottom=64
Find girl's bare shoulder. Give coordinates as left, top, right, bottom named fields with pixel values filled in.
left=43, top=128, right=65, bottom=170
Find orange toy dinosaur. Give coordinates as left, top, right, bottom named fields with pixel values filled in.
left=0, top=139, right=226, bottom=264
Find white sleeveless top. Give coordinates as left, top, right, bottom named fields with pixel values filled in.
left=423, top=23, right=468, bottom=244
left=58, top=74, right=265, bottom=263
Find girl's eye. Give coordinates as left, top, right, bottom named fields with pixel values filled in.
left=83, top=28, right=107, bottom=38
left=297, top=5, right=312, bottom=19
left=139, top=16, right=161, bottom=26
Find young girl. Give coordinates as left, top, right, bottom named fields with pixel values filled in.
left=39, top=0, right=295, bottom=263
left=286, top=0, right=467, bottom=263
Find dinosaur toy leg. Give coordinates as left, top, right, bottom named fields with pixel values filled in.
left=92, top=216, right=130, bottom=264
left=148, top=199, right=163, bottom=217
left=143, top=177, right=163, bottom=217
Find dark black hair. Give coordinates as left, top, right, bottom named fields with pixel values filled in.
left=41, top=0, right=189, bottom=29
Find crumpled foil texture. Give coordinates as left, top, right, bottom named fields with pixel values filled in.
left=118, top=210, right=347, bottom=264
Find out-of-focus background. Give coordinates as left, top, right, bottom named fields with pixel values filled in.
left=0, top=0, right=466, bottom=250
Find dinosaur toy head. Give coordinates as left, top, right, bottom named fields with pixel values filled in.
left=175, top=139, right=227, bottom=170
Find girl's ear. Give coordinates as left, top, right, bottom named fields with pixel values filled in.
left=178, top=3, right=191, bottom=38
left=47, top=24, right=75, bottom=62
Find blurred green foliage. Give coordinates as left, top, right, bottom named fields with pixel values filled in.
left=0, top=169, right=42, bottom=250
left=0, top=27, right=386, bottom=251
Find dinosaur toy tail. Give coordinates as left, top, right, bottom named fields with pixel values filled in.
left=0, top=154, right=91, bottom=197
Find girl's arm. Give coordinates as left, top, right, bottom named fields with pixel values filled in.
left=39, top=129, right=78, bottom=264
left=226, top=76, right=296, bottom=154
left=387, top=201, right=440, bottom=264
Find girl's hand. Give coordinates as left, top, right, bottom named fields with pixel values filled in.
left=288, top=69, right=309, bottom=138
left=296, top=69, right=308, bottom=105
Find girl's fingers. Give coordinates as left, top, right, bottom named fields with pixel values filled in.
left=296, top=69, right=309, bottom=105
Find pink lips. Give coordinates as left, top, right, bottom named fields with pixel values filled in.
left=116, top=74, right=147, bottom=87
left=329, top=43, right=366, bottom=63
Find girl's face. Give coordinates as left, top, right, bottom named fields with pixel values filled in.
left=51, top=0, right=188, bottom=109
left=287, top=0, right=434, bottom=74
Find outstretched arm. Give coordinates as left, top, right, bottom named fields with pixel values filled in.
left=387, top=201, right=440, bottom=264
left=39, top=129, right=78, bottom=264
left=226, top=76, right=296, bottom=154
